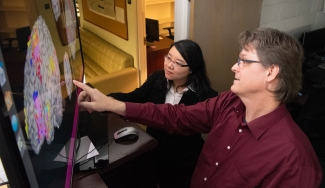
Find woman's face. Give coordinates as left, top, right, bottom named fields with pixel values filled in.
left=164, top=46, right=191, bottom=85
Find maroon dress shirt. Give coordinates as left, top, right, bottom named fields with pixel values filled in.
left=124, top=91, right=322, bottom=188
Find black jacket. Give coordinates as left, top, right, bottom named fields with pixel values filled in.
left=109, top=70, right=218, bottom=187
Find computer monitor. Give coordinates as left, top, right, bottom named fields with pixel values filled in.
left=145, top=18, right=160, bottom=42
left=15, top=26, right=31, bottom=52
left=0, top=0, right=83, bottom=187
left=301, top=27, right=325, bottom=55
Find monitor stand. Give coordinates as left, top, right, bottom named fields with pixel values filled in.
left=54, top=136, right=99, bottom=165
left=75, top=136, right=99, bottom=162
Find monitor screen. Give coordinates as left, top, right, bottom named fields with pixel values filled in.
left=145, top=18, right=160, bottom=42
left=301, top=27, right=325, bottom=55
left=0, top=0, right=83, bottom=187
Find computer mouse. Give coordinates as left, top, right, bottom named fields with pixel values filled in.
left=113, top=126, right=139, bottom=143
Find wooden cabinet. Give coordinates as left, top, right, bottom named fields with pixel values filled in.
left=145, top=0, right=174, bottom=37
left=0, top=0, right=32, bottom=48
left=146, top=36, right=173, bottom=76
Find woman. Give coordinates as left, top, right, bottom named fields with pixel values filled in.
left=108, top=39, right=218, bottom=188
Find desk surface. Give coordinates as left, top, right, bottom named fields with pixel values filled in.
left=146, top=37, right=173, bottom=52
left=96, top=113, right=158, bottom=173
left=73, top=113, right=157, bottom=187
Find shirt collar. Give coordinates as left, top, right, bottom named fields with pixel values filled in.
left=166, top=79, right=193, bottom=93
left=234, top=102, right=288, bottom=140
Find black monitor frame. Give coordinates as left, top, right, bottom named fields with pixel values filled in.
left=145, top=18, right=160, bottom=42
left=0, top=67, right=30, bottom=187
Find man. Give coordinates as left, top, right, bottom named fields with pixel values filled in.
left=73, top=27, right=322, bottom=187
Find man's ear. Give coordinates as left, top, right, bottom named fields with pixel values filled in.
left=266, top=64, right=279, bottom=82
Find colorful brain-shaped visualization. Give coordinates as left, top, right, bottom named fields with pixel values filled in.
left=24, top=16, right=63, bottom=154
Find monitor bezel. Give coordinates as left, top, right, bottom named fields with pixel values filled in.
left=0, top=71, right=30, bottom=187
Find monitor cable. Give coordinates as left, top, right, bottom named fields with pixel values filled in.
left=76, top=138, right=113, bottom=163
left=75, top=132, right=81, bottom=154
left=77, top=138, right=113, bottom=168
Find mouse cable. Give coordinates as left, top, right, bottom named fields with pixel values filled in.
left=75, top=146, right=98, bottom=163
left=75, top=138, right=113, bottom=163
left=76, top=138, right=111, bottom=163
left=78, top=139, right=114, bottom=167
left=75, top=139, right=114, bottom=163
left=75, top=132, right=81, bottom=153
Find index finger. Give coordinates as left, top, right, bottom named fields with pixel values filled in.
left=73, top=80, right=92, bottom=92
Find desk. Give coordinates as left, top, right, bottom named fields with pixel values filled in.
left=98, top=113, right=157, bottom=172
left=146, top=37, right=174, bottom=76
left=73, top=113, right=158, bottom=187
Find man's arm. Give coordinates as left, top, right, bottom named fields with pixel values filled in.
left=73, top=80, right=126, bottom=115
left=73, top=80, right=218, bottom=134
left=108, top=71, right=164, bottom=103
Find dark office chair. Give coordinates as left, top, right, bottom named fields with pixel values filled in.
left=163, top=26, right=174, bottom=40
left=295, top=83, right=325, bottom=160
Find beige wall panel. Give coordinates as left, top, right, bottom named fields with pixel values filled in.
left=192, top=0, right=262, bottom=92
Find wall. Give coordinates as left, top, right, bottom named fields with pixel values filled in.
left=260, top=0, right=325, bottom=39
left=192, top=0, right=325, bottom=93
left=192, top=0, right=263, bottom=93
left=78, top=0, right=140, bottom=86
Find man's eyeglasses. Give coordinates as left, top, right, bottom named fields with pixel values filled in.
left=237, top=58, right=260, bottom=66
left=164, top=55, right=189, bottom=68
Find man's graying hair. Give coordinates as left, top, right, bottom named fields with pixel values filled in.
left=238, top=27, right=304, bottom=103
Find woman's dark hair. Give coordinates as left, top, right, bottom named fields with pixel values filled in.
left=167, top=39, right=212, bottom=97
